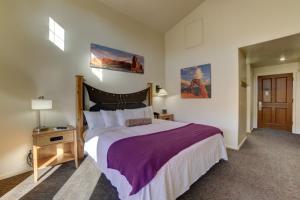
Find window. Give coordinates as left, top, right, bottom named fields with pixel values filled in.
left=49, top=17, right=65, bottom=51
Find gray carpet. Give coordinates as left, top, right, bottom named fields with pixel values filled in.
left=20, top=163, right=76, bottom=200
left=7, top=129, right=300, bottom=200
left=178, top=129, right=300, bottom=200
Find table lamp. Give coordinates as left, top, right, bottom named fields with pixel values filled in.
left=156, top=85, right=168, bottom=97
left=31, top=96, right=52, bottom=132
left=157, top=88, right=168, bottom=97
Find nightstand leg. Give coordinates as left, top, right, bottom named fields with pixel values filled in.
left=33, top=145, right=38, bottom=182
left=74, top=131, right=78, bottom=168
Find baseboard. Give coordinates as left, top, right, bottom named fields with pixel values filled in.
left=238, top=136, right=247, bottom=150
left=226, top=136, right=247, bottom=151
left=226, top=144, right=239, bottom=151
left=0, top=167, right=32, bottom=180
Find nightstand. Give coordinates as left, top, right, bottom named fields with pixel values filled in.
left=32, top=126, right=78, bottom=182
left=159, top=114, right=174, bottom=121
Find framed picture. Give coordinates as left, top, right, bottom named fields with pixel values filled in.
left=90, top=43, right=144, bottom=74
left=181, top=64, right=211, bottom=98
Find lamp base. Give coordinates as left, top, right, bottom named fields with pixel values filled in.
left=34, top=126, right=49, bottom=132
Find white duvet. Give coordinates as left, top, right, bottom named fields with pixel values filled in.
left=84, top=119, right=228, bottom=200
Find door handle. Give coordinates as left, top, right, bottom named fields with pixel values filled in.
left=258, top=101, right=262, bottom=111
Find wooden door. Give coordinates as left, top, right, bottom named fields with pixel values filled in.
left=257, top=73, right=293, bottom=132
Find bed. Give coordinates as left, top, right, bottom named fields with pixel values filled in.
left=75, top=75, right=228, bottom=200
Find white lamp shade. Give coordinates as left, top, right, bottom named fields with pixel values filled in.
left=157, top=89, right=168, bottom=97
left=31, top=99, right=52, bottom=110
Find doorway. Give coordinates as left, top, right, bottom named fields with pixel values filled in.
left=238, top=33, right=300, bottom=148
left=257, top=73, right=293, bottom=132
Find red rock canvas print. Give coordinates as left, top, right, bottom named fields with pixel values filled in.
left=90, top=43, right=144, bottom=74
left=181, top=64, right=211, bottom=98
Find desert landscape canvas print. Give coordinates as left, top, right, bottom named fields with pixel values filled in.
left=90, top=43, right=144, bottom=74
left=181, top=64, right=211, bottom=98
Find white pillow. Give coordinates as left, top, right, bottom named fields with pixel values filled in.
left=126, top=108, right=146, bottom=119
left=116, top=110, right=126, bottom=126
left=145, top=106, right=154, bottom=119
left=83, top=111, right=105, bottom=130
left=117, top=106, right=154, bottom=126
left=116, top=109, right=144, bottom=126
left=100, top=110, right=120, bottom=128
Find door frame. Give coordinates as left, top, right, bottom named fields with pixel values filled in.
left=253, top=69, right=297, bottom=133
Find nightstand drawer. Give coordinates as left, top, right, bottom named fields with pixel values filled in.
left=35, top=131, right=74, bottom=147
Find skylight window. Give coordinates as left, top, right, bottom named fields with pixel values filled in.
left=49, top=17, right=65, bottom=51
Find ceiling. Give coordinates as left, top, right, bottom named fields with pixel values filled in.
left=241, top=33, right=300, bottom=68
left=97, top=0, right=206, bottom=33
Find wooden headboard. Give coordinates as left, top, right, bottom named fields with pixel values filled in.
left=75, top=75, right=153, bottom=159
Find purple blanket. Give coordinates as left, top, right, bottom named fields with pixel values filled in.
left=107, top=123, right=223, bottom=195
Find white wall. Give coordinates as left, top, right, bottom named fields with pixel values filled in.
left=251, top=62, right=300, bottom=133
left=238, top=50, right=247, bottom=144
left=0, top=0, right=165, bottom=179
left=165, top=0, right=300, bottom=149
left=246, top=64, right=253, bottom=132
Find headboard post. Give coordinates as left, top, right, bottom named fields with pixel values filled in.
left=76, top=75, right=84, bottom=159
left=147, top=82, right=153, bottom=106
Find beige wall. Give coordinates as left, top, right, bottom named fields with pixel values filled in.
left=251, top=62, right=300, bottom=133
left=0, top=0, right=165, bottom=179
left=165, top=0, right=300, bottom=149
